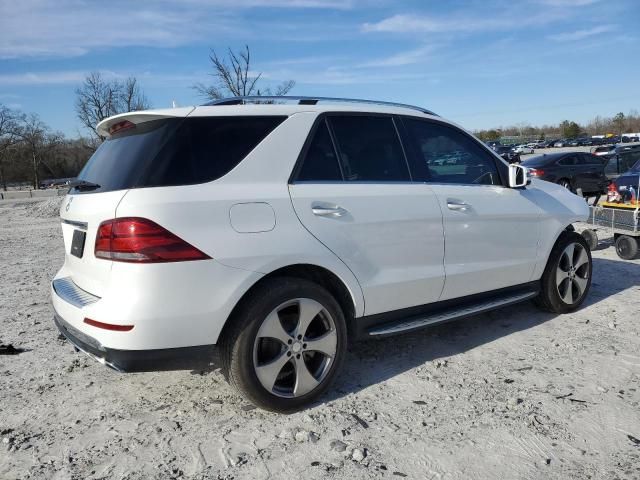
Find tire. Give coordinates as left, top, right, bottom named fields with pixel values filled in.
left=615, top=235, right=639, bottom=260
left=581, top=229, right=598, bottom=250
left=558, top=179, right=572, bottom=192
left=535, top=231, right=592, bottom=314
left=220, top=277, right=347, bottom=412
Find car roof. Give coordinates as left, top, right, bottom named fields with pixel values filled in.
left=96, top=96, right=442, bottom=138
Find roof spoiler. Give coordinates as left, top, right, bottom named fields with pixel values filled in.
left=96, top=107, right=195, bottom=138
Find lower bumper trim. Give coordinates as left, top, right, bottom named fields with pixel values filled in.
left=53, top=314, right=217, bottom=372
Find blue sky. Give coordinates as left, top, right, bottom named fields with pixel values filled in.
left=0, top=0, right=638, bottom=137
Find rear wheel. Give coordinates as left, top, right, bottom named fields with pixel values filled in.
left=615, top=235, right=639, bottom=260
left=221, top=278, right=347, bottom=412
left=558, top=179, right=572, bottom=192
left=535, top=231, right=592, bottom=313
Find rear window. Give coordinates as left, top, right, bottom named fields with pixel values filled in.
left=76, top=116, right=286, bottom=193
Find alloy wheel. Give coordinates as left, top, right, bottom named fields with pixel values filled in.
left=555, top=242, right=590, bottom=304
left=252, top=298, right=337, bottom=398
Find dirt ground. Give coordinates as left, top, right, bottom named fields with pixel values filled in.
left=1, top=197, right=639, bottom=480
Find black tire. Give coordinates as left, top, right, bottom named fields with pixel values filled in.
left=558, top=179, right=572, bottom=192
left=581, top=229, right=598, bottom=250
left=615, top=235, right=639, bottom=260
left=535, top=231, right=592, bottom=314
left=220, top=277, right=347, bottom=413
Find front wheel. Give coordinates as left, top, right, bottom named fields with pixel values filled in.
left=221, top=278, right=347, bottom=412
left=535, top=231, right=592, bottom=313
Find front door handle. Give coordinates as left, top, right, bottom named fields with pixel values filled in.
left=447, top=200, right=470, bottom=211
left=312, top=203, right=348, bottom=218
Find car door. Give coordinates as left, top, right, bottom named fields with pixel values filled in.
left=580, top=153, right=606, bottom=193
left=402, top=117, right=542, bottom=300
left=289, top=114, right=445, bottom=316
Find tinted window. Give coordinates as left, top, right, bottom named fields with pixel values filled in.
left=604, top=157, right=618, bottom=175
left=77, top=116, right=285, bottom=193
left=296, top=120, right=342, bottom=181
left=328, top=116, right=410, bottom=182
left=404, top=118, right=501, bottom=185
left=557, top=156, right=577, bottom=166
left=582, top=153, right=601, bottom=165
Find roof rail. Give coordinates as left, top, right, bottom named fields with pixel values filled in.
left=203, top=96, right=438, bottom=116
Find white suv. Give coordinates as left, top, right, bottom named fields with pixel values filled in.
left=51, top=96, right=592, bottom=412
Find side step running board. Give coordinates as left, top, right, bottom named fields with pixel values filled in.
left=368, top=290, right=538, bottom=337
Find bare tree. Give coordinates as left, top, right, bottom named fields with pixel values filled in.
left=16, top=113, right=63, bottom=189
left=75, top=72, right=150, bottom=140
left=0, top=104, right=22, bottom=190
left=194, top=45, right=295, bottom=100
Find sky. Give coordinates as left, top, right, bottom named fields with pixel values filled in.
left=0, top=0, right=638, bottom=137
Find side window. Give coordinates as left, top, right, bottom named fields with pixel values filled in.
left=296, top=120, right=342, bottom=181
left=404, top=118, right=501, bottom=185
left=582, top=154, right=599, bottom=165
left=328, top=115, right=410, bottom=182
left=558, top=156, right=576, bottom=166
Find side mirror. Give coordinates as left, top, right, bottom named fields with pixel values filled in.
left=508, top=164, right=529, bottom=188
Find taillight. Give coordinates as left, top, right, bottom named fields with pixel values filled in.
left=84, top=318, right=134, bottom=332
left=528, top=168, right=544, bottom=177
left=95, top=217, right=211, bottom=263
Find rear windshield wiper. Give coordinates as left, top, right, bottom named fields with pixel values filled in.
left=68, top=179, right=101, bottom=191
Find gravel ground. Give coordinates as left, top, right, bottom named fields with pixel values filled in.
left=1, top=197, right=639, bottom=480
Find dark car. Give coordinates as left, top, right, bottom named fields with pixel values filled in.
left=521, top=151, right=608, bottom=197
left=604, top=144, right=640, bottom=180
left=493, top=145, right=521, bottom=163
left=613, top=158, right=640, bottom=198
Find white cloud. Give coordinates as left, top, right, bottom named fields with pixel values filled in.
left=547, top=24, right=614, bottom=41
left=538, top=0, right=600, bottom=6
left=0, top=0, right=355, bottom=59
left=357, top=45, right=439, bottom=68
left=362, top=14, right=491, bottom=34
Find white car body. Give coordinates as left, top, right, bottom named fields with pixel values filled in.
left=51, top=100, right=589, bottom=372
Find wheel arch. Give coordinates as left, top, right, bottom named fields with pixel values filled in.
left=219, top=263, right=360, bottom=343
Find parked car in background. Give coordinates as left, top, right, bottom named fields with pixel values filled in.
left=593, top=145, right=616, bottom=157
left=554, top=140, right=569, bottom=147
left=541, top=139, right=559, bottom=148
left=612, top=159, right=640, bottom=201
left=522, top=152, right=608, bottom=197
left=493, top=145, right=521, bottom=163
left=514, top=145, right=535, bottom=154
left=604, top=144, right=640, bottom=181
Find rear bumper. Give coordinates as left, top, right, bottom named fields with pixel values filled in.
left=54, top=313, right=217, bottom=372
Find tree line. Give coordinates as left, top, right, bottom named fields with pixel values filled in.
left=474, top=111, right=640, bottom=142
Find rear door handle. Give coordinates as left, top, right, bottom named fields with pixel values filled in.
left=312, top=203, right=348, bottom=218
left=447, top=200, right=470, bottom=211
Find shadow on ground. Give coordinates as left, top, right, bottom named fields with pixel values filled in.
left=322, top=256, right=639, bottom=404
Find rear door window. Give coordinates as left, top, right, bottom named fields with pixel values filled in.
left=327, top=115, right=411, bottom=182
left=558, top=156, right=577, bottom=166
left=76, top=116, right=286, bottom=193
left=295, top=120, right=343, bottom=181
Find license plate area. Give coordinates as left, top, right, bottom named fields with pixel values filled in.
left=70, top=229, right=86, bottom=258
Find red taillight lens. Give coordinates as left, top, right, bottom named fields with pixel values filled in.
left=84, top=318, right=134, bottom=332
left=528, top=168, right=544, bottom=177
left=95, top=217, right=211, bottom=263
